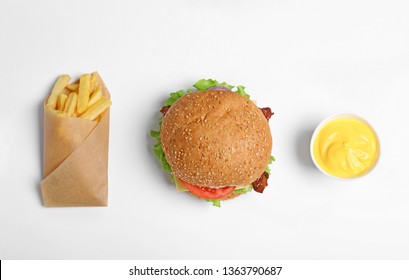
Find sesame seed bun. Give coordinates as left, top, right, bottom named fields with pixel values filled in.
left=160, top=90, right=272, bottom=187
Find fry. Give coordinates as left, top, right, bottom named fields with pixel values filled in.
left=64, top=92, right=78, bottom=117
left=66, top=83, right=79, bottom=91
left=80, top=97, right=111, bottom=121
left=48, top=108, right=67, bottom=117
left=90, top=72, right=99, bottom=93
left=77, top=74, right=91, bottom=114
left=88, top=85, right=103, bottom=108
left=61, top=87, right=71, bottom=95
left=47, top=75, right=71, bottom=109
left=56, top=93, right=68, bottom=111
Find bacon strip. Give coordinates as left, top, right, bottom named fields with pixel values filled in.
left=259, top=107, right=274, bottom=121
left=160, top=105, right=171, bottom=116
left=252, top=171, right=269, bottom=193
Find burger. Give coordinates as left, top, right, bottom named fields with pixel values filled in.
left=150, top=79, right=274, bottom=206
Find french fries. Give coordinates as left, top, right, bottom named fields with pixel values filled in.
left=56, top=93, right=68, bottom=111
left=90, top=72, right=99, bottom=92
left=46, top=75, right=71, bottom=109
left=66, top=83, right=79, bottom=91
left=80, top=97, right=112, bottom=121
left=45, top=72, right=111, bottom=121
left=64, top=92, right=78, bottom=117
left=88, top=85, right=102, bottom=107
left=77, top=74, right=91, bottom=114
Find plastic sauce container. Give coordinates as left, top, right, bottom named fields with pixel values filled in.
left=310, top=113, right=380, bottom=179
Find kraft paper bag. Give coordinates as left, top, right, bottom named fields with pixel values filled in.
left=40, top=72, right=110, bottom=207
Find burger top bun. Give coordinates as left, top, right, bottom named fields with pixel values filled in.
left=160, top=90, right=272, bottom=187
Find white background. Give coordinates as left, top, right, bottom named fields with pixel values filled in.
left=0, top=0, right=408, bottom=260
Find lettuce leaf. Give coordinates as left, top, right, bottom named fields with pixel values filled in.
left=165, top=90, right=185, bottom=106
left=193, top=79, right=248, bottom=98
left=150, top=129, right=172, bottom=172
left=236, top=85, right=250, bottom=98
left=265, top=155, right=275, bottom=174
left=205, top=186, right=253, bottom=207
left=233, top=185, right=253, bottom=194
left=206, top=199, right=221, bottom=207
left=193, top=79, right=234, bottom=91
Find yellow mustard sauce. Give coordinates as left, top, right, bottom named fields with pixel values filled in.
left=313, top=117, right=379, bottom=178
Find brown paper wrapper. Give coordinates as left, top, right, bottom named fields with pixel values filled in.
left=40, top=72, right=110, bottom=207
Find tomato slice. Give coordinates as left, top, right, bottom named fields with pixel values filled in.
left=179, top=179, right=236, bottom=200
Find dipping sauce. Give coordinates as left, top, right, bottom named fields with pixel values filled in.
left=312, top=115, right=379, bottom=178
